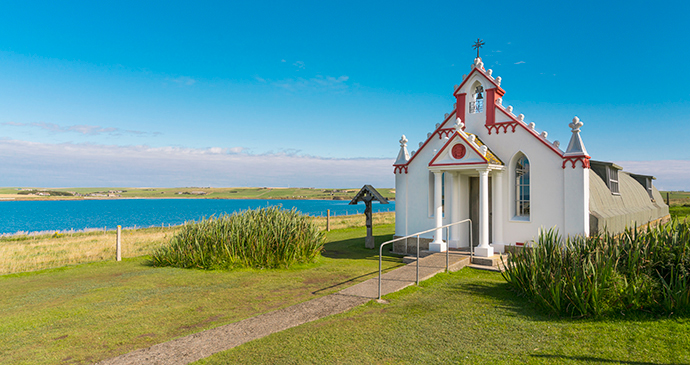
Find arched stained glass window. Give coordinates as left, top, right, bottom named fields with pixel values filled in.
left=515, top=156, right=530, bottom=217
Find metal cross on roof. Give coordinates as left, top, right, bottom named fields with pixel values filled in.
left=472, top=38, right=485, bottom=58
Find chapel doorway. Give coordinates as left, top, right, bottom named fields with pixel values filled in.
left=469, top=176, right=492, bottom=247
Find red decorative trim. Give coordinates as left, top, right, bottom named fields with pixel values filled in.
left=453, top=67, right=505, bottom=96
left=393, top=165, right=408, bottom=174
left=428, top=132, right=489, bottom=167
left=561, top=156, right=591, bottom=169
left=493, top=104, right=564, bottom=158
left=437, top=128, right=456, bottom=139
left=455, top=93, right=466, bottom=126
left=399, top=111, right=457, bottom=168
left=486, top=88, right=497, bottom=126
left=486, top=121, right=519, bottom=135
left=432, top=161, right=487, bottom=167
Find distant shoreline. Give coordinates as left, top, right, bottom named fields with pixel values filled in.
left=0, top=186, right=396, bottom=202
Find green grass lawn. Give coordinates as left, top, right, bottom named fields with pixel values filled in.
left=670, top=205, right=690, bottom=220
left=197, top=269, right=690, bottom=365
left=0, top=225, right=402, bottom=365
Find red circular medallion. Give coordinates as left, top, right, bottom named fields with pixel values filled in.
left=451, top=144, right=466, bottom=159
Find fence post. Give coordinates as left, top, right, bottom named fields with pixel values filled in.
left=116, top=225, right=122, bottom=262
left=327, top=209, right=331, bottom=231
left=666, top=192, right=670, bottom=206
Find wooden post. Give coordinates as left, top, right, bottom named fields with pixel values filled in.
left=116, top=225, right=122, bottom=262
left=365, top=202, right=374, bottom=249
left=327, top=209, right=331, bottom=231
left=667, top=192, right=670, bottom=206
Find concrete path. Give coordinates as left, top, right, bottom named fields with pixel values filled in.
left=97, top=252, right=471, bottom=365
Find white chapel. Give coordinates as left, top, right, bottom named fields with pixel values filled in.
left=392, top=56, right=669, bottom=257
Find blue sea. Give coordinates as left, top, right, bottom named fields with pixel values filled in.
left=0, top=199, right=395, bottom=235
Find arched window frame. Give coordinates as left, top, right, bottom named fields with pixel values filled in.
left=469, top=82, right=484, bottom=114
left=513, top=153, right=530, bottom=220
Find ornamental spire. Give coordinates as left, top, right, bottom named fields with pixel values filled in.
left=564, top=117, right=588, bottom=156
left=394, top=135, right=410, bottom=165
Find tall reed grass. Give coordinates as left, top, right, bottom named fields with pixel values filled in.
left=502, top=221, right=690, bottom=317
left=151, top=207, right=325, bottom=269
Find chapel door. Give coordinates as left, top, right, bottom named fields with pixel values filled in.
left=469, top=176, right=492, bottom=247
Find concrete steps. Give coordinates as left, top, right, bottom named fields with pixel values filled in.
left=405, top=249, right=507, bottom=272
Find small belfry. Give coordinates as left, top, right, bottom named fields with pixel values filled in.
left=391, top=44, right=669, bottom=258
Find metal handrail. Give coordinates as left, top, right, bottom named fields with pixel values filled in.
left=378, top=219, right=472, bottom=300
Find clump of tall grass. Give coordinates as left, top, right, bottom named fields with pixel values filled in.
left=502, top=220, right=690, bottom=317
left=151, top=207, right=325, bottom=270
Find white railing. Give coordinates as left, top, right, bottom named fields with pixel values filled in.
left=378, top=219, right=472, bottom=300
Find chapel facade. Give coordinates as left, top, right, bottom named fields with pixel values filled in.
left=393, top=57, right=669, bottom=257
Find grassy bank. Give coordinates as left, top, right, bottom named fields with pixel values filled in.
left=0, top=224, right=403, bottom=365
left=0, top=186, right=396, bottom=201
left=197, top=269, right=690, bottom=365
left=0, top=212, right=395, bottom=275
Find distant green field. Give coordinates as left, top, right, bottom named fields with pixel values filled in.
left=0, top=187, right=396, bottom=201
left=660, top=190, right=690, bottom=206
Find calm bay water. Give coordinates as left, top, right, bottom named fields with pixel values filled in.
left=0, top=199, right=395, bottom=235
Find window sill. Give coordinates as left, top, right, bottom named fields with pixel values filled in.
left=510, top=216, right=531, bottom=223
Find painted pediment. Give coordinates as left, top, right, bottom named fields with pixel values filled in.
left=428, top=130, right=502, bottom=168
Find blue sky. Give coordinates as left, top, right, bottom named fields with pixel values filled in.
left=1, top=1, right=689, bottom=189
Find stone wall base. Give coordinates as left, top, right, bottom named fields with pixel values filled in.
left=392, top=236, right=432, bottom=255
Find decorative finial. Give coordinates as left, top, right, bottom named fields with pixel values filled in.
left=472, top=38, right=485, bottom=58
left=496, top=98, right=502, bottom=106
left=569, top=116, right=583, bottom=133
left=496, top=76, right=501, bottom=86
left=454, top=118, right=464, bottom=131
left=541, top=131, right=548, bottom=138
left=399, top=135, right=408, bottom=147
left=518, top=114, right=525, bottom=122
left=479, top=145, right=488, bottom=156
left=487, top=69, right=493, bottom=77
left=436, top=123, right=441, bottom=129
left=507, top=105, right=513, bottom=113
left=553, top=140, right=560, bottom=148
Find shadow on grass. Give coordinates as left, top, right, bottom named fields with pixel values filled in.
left=447, top=274, right=554, bottom=322
left=531, top=354, right=682, bottom=365
left=321, top=232, right=402, bottom=262
left=451, top=271, right=690, bottom=323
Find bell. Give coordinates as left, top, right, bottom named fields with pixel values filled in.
left=476, top=93, right=483, bottom=100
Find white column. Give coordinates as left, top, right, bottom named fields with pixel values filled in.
left=429, top=171, right=446, bottom=252
left=475, top=169, right=494, bottom=257
left=450, top=172, right=460, bottom=249
left=492, top=170, right=504, bottom=252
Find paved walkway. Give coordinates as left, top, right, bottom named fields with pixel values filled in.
left=97, top=252, right=471, bottom=365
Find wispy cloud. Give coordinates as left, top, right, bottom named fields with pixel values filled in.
left=271, top=75, right=351, bottom=92
left=514, top=61, right=525, bottom=65
left=168, top=76, right=196, bottom=86
left=293, top=61, right=305, bottom=70
left=2, top=122, right=161, bottom=137
left=615, top=160, right=690, bottom=191
left=0, top=139, right=394, bottom=188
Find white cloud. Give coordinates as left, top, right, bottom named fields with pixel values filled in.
left=514, top=61, right=525, bottom=65
left=271, top=75, right=351, bottom=92
left=0, top=139, right=394, bottom=188
left=2, top=122, right=160, bottom=137
left=615, top=160, right=690, bottom=191
left=168, top=76, right=196, bottom=86
left=293, top=61, right=305, bottom=69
